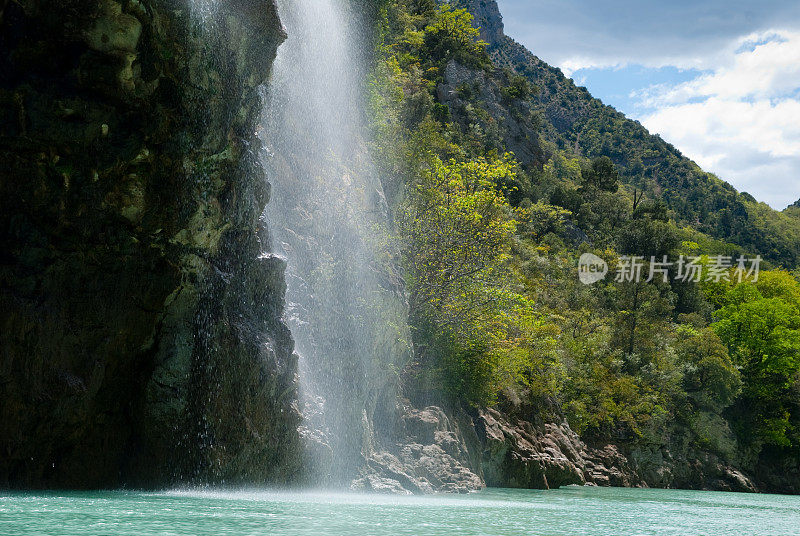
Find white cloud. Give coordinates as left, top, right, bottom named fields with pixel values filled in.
left=641, top=31, right=800, bottom=104
left=559, top=49, right=731, bottom=78
left=560, top=58, right=623, bottom=78
left=498, top=0, right=800, bottom=74
left=637, top=30, right=800, bottom=209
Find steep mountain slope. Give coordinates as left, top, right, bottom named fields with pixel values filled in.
left=462, top=0, right=799, bottom=268
left=369, top=0, right=800, bottom=494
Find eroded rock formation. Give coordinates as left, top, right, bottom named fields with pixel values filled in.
left=0, top=0, right=300, bottom=488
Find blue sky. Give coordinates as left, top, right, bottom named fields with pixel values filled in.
left=496, top=0, right=800, bottom=209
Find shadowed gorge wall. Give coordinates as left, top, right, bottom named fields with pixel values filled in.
left=0, top=0, right=300, bottom=487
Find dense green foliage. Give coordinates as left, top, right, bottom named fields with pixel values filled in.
left=367, top=0, right=800, bottom=480
left=713, top=271, right=800, bottom=449
left=487, top=33, right=800, bottom=268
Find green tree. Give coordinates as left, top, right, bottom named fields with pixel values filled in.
left=423, top=4, right=489, bottom=69
left=500, top=74, right=533, bottom=102
left=398, top=154, right=519, bottom=322
left=581, top=156, right=619, bottom=192
left=674, top=325, right=741, bottom=413
left=713, top=272, right=800, bottom=448
left=396, top=154, right=565, bottom=405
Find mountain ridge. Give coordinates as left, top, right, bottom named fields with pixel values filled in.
left=459, top=0, right=799, bottom=267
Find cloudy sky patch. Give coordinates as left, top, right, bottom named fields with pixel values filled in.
left=497, top=0, right=800, bottom=208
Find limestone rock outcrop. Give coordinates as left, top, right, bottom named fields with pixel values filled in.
left=360, top=400, right=758, bottom=494
left=460, top=0, right=505, bottom=46
left=353, top=403, right=484, bottom=494
left=437, top=60, right=545, bottom=169
left=0, top=0, right=300, bottom=488
left=474, top=406, right=757, bottom=493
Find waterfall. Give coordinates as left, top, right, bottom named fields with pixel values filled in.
left=260, top=0, right=411, bottom=486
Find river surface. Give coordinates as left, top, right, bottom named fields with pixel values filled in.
left=2, top=486, right=799, bottom=536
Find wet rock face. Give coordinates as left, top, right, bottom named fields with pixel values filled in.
left=0, top=0, right=299, bottom=487
left=477, top=408, right=586, bottom=489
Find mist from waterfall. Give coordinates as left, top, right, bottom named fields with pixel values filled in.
left=260, top=0, right=411, bottom=486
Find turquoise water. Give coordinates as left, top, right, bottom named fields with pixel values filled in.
left=2, top=486, right=799, bottom=536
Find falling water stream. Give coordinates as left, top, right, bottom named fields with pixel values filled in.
left=260, top=0, right=410, bottom=485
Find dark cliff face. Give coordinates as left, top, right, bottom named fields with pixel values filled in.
left=0, top=0, right=300, bottom=488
